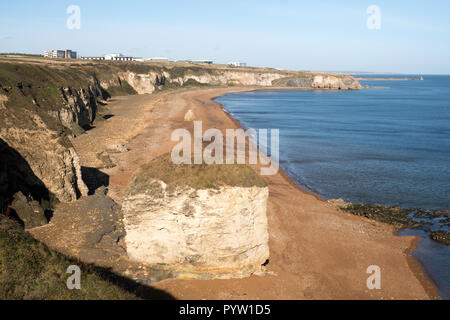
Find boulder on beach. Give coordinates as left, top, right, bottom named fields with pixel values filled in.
left=184, top=109, right=195, bottom=121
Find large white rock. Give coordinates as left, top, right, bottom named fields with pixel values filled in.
left=122, top=179, right=270, bottom=279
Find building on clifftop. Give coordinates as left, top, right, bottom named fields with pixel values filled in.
left=43, top=49, right=77, bottom=59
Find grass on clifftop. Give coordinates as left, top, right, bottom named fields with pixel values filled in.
left=0, top=216, right=136, bottom=300
left=128, top=153, right=267, bottom=195
left=106, top=79, right=137, bottom=96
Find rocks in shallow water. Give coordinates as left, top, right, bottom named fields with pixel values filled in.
left=10, top=192, right=48, bottom=229
left=341, top=203, right=419, bottom=228
left=122, top=154, right=269, bottom=279
left=433, top=210, right=450, bottom=216
left=430, top=231, right=450, bottom=245
left=338, top=202, right=450, bottom=245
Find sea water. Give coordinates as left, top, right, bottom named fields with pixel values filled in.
left=215, top=75, right=450, bottom=299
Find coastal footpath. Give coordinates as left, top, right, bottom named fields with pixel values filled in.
left=0, top=57, right=437, bottom=299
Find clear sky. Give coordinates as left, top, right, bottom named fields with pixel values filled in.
left=1, top=0, right=449, bottom=74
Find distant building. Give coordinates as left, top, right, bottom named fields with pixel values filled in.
left=178, top=59, right=213, bottom=65
left=81, top=53, right=141, bottom=61
left=228, top=62, right=247, bottom=67
left=147, top=57, right=169, bottom=63
left=104, top=53, right=135, bottom=61
left=44, top=49, right=77, bottom=59
left=80, top=56, right=106, bottom=61
left=44, top=50, right=63, bottom=59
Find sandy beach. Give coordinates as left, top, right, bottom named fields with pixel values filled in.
left=72, top=87, right=439, bottom=300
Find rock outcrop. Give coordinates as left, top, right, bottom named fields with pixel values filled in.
left=48, top=84, right=106, bottom=129
left=0, top=119, right=88, bottom=203
left=275, top=73, right=362, bottom=90
left=121, top=154, right=270, bottom=279
left=30, top=187, right=127, bottom=265
left=168, top=70, right=285, bottom=88
left=184, top=109, right=195, bottom=121
left=9, top=192, right=48, bottom=229
left=0, top=63, right=97, bottom=207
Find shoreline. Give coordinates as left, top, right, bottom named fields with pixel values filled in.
left=147, top=87, right=439, bottom=299
left=66, top=86, right=439, bottom=299
left=355, top=78, right=423, bottom=81
left=403, top=236, right=441, bottom=299
left=211, top=89, right=325, bottom=202
left=211, top=87, right=441, bottom=296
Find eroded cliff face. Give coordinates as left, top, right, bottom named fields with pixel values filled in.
left=123, top=182, right=269, bottom=279
left=0, top=63, right=94, bottom=208
left=275, top=73, right=362, bottom=90
left=98, top=69, right=287, bottom=95
left=102, top=68, right=361, bottom=95
left=120, top=154, right=270, bottom=279
left=168, top=70, right=285, bottom=87
left=0, top=112, right=88, bottom=204
left=48, top=83, right=107, bottom=130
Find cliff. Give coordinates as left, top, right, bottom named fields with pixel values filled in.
left=121, top=154, right=270, bottom=279
left=273, top=72, right=362, bottom=90
left=0, top=57, right=361, bottom=224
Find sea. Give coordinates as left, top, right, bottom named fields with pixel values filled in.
left=215, top=75, right=450, bottom=299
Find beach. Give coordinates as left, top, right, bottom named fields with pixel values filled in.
left=71, top=87, right=439, bottom=299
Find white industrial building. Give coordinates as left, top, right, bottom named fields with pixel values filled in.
left=81, top=53, right=142, bottom=61
left=228, top=62, right=247, bottom=67
left=44, top=49, right=77, bottom=59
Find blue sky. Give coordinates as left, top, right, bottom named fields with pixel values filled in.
left=1, top=0, right=449, bottom=73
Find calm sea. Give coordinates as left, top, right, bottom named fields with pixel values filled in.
left=215, top=75, right=450, bottom=299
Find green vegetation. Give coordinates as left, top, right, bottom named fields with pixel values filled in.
left=271, top=72, right=310, bottom=86
left=160, top=81, right=181, bottom=90
left=106, top=79, right=137, bottom=96
left=0, top=62, right=93, bottom=138
left=129, top=153, right=267, bottom=196
left=182, top=78, right=209, bottom=87
left=0, top=216, right=136, bottom=300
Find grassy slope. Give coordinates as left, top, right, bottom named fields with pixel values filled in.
left=0, top=216, right=137, bottom=300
